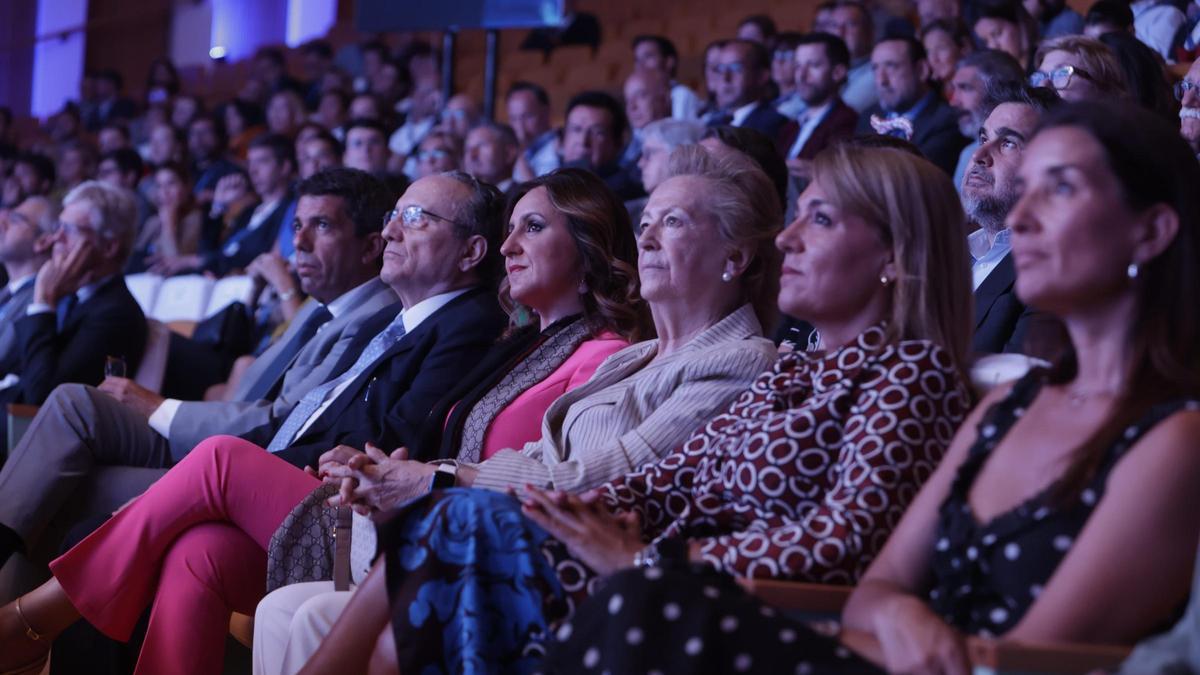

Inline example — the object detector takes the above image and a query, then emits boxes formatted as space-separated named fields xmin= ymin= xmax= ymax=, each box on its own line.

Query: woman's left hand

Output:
xmin=517 ymin=486 xmax=644 ymax=576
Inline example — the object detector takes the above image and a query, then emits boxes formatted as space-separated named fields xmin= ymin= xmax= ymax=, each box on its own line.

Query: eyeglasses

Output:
xmin=1029 ymin=65 xmax=1094 ymax=91
xmin=710 ymin=63 xmax=746 ymax=76
xmin=383 ymin=205 xmax=465 ymax=230
xmin=772 ymin=51 xmax=795 ymax=62
xmin=416 ymin=149 xmax=451 ymax=162
xmin=49 ymin=220 xmax=107 ymax=239
xmin=1175 ymin=79 xmax=1199 ymax=101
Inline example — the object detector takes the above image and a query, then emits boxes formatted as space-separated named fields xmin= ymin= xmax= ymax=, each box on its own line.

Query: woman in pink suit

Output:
xmin=0 ymin=168 xmax=650 ymax=675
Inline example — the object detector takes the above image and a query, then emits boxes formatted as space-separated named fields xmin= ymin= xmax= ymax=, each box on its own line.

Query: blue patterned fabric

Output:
xmin=380 ymin=488 xmax=567 ymax=674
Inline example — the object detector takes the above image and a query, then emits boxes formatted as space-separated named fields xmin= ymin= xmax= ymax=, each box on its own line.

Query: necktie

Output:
xmin=242 ymin=305 xmax=334 ymax=402
xmin=56 ymin=294 xmax=79 ymax=332
xmin=0 ymin=286 xmax=13 ymax=313
xmin=265 ymin=317 xmax=407 ymax=452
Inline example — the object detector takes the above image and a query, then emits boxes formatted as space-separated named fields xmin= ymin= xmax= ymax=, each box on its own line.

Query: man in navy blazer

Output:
xmin=242 ymin=171 xmax=509 ymax=470
xmin=702 ymin=39 xmax=790 ymax=149
xmin=0 ymin=196 xmax=56 ymax=378
xmin=855 ymin=36 xmax=966 ymax=175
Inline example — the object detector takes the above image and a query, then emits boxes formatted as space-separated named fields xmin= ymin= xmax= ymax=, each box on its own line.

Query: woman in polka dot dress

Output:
xmin=293 ymin=142 xmax=977 ymax=673
xmin=548 ymin=102 xmax=1200 ymax=674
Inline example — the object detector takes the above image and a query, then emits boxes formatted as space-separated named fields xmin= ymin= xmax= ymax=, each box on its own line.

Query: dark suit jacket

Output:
xmin=200 ymin=195 xmax=295 ymax=276
xmin=11 ymin=276 xmax=147 ymax=404
xmin=242 ymin=287 xmax=509 ymax=469
xmin=856 ymin=93 xmax=967 ymax=175
xmin=735 ymin=102 xmax=791 ymax=150
xmin=780 ymin=99 xmax=860 ymax=160
xmin=972 ymin=253 xmax=1040 ymax=355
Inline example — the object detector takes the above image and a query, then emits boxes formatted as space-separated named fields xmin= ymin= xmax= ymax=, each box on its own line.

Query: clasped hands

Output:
xmin=515 ymin=486 xmax=646 ymax=576
xmin=307 ymin=443 xmax=435 ymax=515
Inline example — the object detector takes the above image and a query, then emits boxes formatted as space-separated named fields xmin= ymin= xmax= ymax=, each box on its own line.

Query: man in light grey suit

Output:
xmin=0 ymin=168 xmax=397 ymax=571
xmin=0 ymin=196 xmax=56 ymax=379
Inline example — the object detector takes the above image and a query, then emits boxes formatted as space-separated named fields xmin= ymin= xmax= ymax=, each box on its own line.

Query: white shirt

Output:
xmin=5 ymin=275 xmax=34 ymax=297
xmin=729 ymin=101 xmax=760 ymax=127
xmin=670 ymin=83 xmax=703 ymax=121
xmin=968 ymin=228 xmax=1012 ymax=290
xmin=289 ymin=287 xmax=469 ymax=440
xmin=147 ymin=278 xmax=381 ymax=437
xmin=1132 ymin=0 xmax=1187 ymax=62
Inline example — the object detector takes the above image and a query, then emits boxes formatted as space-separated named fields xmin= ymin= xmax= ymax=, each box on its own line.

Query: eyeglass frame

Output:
xmin=49 ymin=219 xmax=111 ymax=240
xmin=383 ymin=204 xmax=467 ymax=231
xmin=1029 ymin=64 xmax=1095 ymax=91
xmin=1175 ymin=78 xmax=1199 ymax=101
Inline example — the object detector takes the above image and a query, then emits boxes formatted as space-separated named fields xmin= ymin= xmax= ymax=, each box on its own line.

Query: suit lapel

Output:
xmin=974 ymin=252 xmax=1016 ymax=328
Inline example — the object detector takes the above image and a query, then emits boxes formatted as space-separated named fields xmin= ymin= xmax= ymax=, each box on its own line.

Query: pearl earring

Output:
xmin=578 ymin=281 xmax=590 ymax=294
xmin=721 ymin=271 xmax=733 ymax=283
xmin=879 ymin=275 xmax=891 ymax=285
xmin=1126 ymin=262 xmax=1139 ymax=280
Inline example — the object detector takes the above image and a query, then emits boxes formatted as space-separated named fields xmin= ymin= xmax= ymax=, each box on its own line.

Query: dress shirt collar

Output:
xmin=968 ymin=228 xmax=1011 ymax=264
xmin=76 ymin=274 xmax=117 ymax=305
xmin=400 ymin=287 xmax=471 ymax=334
xmin=730 ymin=100 xmax=761 ymax=127
xmin=324 ymin=278 xmax=387 ymax=319
xmin=7 ymin=274 xmax=35 ymax=295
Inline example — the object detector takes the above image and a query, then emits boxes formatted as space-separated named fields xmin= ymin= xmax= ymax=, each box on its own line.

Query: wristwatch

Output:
xmin=429 ymin=463 xmax=458 ymax=491
xmin=633 ymin=537 xmax=688 ymax=568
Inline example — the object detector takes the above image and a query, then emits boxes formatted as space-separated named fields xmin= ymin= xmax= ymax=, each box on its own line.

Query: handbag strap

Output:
xmin=333 ymin=506 xmax=352 ymax=591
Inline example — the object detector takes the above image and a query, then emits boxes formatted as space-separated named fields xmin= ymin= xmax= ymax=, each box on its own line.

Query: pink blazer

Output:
xmin=479 ymin=333 xmax=628 ymax=460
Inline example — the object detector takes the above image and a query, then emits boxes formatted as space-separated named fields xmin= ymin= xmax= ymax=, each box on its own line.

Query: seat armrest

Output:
xmin=966 ymin=636 xmax=1132 ymax=674
xmin=739 ymin=578 xmax=853 ymax=613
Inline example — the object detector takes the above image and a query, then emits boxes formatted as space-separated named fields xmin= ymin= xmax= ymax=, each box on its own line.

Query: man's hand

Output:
xmin=323 ymin=444 xmax=436 ymax=514
xmin=247 ymin=252 xmax=298 ymax=296
xmin=34 ymin=237 xmax=97 ymax=306
xmin=212 ymin=173 xmax=250 ymax=213
xmin=98 ymin=376 xmax=166 ymax=419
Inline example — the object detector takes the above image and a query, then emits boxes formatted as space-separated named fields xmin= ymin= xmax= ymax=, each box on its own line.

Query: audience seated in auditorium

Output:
xmin=1179 ymin=59 xmax=1200 ymax=157
xmin=921 ymin=19 xmax=973 ymax=88
xmin=126 ymin=162 xmax=203 ymax=274
xmin=82 ymin=69 xmax=137 ymax=133
xmin=0 ymin=182 xmax=147 ymax=446
xmin=462 ymin=122 xmax=519 ymax=192
xmin=948 ymin=49 xmax=1026 ymax=188
xmin=153 ymin=133 xmax=296 ymax=277
xmin=631 ymin=35 xmax=704 ymax=121
xmin=561 ymin=91 xmax=643 ymax=200
xmin=1028 ymin=0 xmax=1085 ymax=39
xmin=1 ymin=153 xmax=54 ymax=210
xmin=825 ymin=0 xmax=881 ymax=112
xmin=620 ymin=68 xmax=673 ymax=175
xmin=302 ymin=139 xmax=975 ymax=674
xmin=627 ymin=118 xmax=706 ymax=221
xmin=549 ymin=100 xmax=1200 ymax=675
xmin=701 ymin=39 xmax=791 ymax=148
xmin=252 ymin=168 xmax=647 ymax=671
xmin=965 ymin=82 xmax=1059 ymax=356
xmin=411 ymin=130 xmax=461 ymax=179
xmin=858 ymin=35 xmax=966 ymax=174
xmin=186 ymin=115 xmax=238 ymax=207
xmin=506 ymin=81 xmax=559 ymax=181
xmin=0 ymin=171 xmax=511 ymax=675
xmin=1100 ymin=30 xmax=1180 ymax=122
xmin=0 ymin=197 xmax=57 ymax=380
xmin=971 ymin=0 xmax=1039 ymax=71
xmin=770 ymin=32 xmax=807 ymax=120
xmin=0 ymin=168 xmax=398 ymax=575
xmin=782 ymin=32 xmax=860 ymax=185
xmin=1031 ymin=35 xmax=1129 ymax=102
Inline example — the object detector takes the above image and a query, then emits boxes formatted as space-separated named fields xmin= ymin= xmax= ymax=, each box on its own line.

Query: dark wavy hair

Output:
xmin=502 ymin=169 xmax=651 ymax=342
xmin=1034 ymin=101 xmax=1200 ymax=501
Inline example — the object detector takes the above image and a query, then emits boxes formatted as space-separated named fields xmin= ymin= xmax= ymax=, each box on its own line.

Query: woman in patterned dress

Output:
xmin=294 ymin=140 xmax=976 ymax=674
xmin=549 ymin=101 xmax=1200 ymax=675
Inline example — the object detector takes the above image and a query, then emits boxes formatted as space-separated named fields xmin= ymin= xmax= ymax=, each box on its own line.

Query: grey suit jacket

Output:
xmin=166 ymin=278 xmax=397 ymax=456
xmin=0 ymin=278 xmax=37 ymax=376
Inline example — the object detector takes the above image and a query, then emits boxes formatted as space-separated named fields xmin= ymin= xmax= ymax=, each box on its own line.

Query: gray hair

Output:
xmin=642 ymin=118 xmax=706 ymax=152
xmin=62 ymin=180 xmax=137 ymax=258
xmin=957 ymin=49 xmax=1025 ymax=97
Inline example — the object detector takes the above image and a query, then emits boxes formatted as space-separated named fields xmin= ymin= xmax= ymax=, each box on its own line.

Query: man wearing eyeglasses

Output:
xmin=1176 ymin=61 xmax=1200 ymax=157
xmin=0 ymin=197 xmax=57 ymax=380
xmin=701 ymin=39 xmax=790 ymax=148
xmin=0 ymin=182 xmax=147 ymax=454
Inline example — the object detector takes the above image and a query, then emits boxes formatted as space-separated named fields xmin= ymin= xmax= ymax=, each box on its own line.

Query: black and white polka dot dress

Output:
xmin=928 ymin=372 xmax=1200 ymax=636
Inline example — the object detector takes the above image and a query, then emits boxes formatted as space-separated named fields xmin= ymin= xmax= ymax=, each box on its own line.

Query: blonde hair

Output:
xmin=62 ymin=180 xmax=138 ymax=259
xmin=1035 ymin=35 xmax=1128 ymax=97
xmin=666 ymin=145 xmax=783 ymax=331
xmin=812 ymin=144 xmax=973 ymax=378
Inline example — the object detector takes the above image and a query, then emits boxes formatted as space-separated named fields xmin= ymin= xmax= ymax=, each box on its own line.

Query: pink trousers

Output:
xmin=49 ymin=435 xmax=320 ymax=675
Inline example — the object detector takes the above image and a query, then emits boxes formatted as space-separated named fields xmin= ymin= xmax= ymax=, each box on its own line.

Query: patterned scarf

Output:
xmin=455 ymin=317 xmax=594 ymax=463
